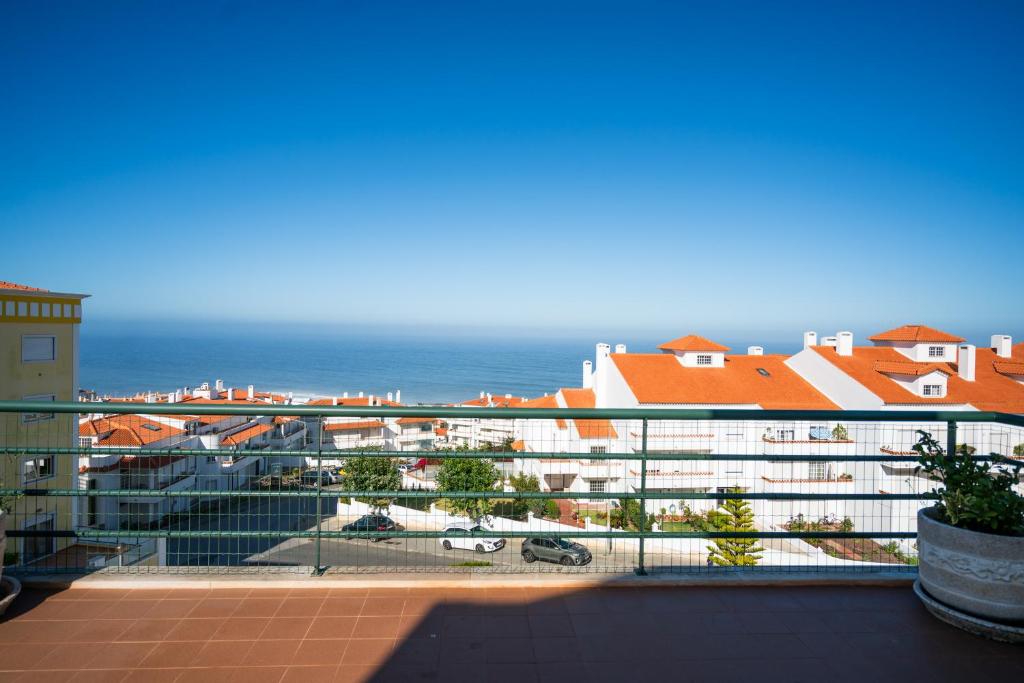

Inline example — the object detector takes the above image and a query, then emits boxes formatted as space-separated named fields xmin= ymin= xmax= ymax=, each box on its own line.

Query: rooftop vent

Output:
xmin=756 ymin=368 xmax=771 ymax=377
xmin=141 ymin=423 xmax=161 ymax=431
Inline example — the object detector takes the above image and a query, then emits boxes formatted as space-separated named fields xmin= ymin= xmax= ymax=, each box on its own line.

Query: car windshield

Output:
xmin=555 ymin=539 xmax=573 ymax=550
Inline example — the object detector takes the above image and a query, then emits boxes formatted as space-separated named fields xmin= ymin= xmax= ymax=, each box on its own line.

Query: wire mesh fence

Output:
xmin=1 ymin=400 xmax=1022 ymax=575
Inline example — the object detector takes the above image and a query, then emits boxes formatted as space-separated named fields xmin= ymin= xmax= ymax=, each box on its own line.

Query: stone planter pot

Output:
xmin=917 ymin=507 xmax=1024 ymax=624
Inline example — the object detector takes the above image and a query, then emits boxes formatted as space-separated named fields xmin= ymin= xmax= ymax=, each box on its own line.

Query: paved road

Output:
xmin=163 ymin=494 xmax=688 ymax=572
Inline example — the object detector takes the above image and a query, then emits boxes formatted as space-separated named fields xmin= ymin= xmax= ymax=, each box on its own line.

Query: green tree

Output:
xmin=341 ymin=453 xmax=401 ymax=513
xmin=609 ymin=498 xmax=653 ymax=532
xmin=706 ymin=490 xmax=764 ymax=566
xmin=435 ymin=457 xmax=499 ymax=521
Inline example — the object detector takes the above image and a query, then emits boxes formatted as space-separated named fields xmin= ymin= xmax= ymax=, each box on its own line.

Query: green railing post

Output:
xmin=946 ymin=420 xmax=958 ymax=458
xmin=313 ymin=414 xmax=325 ymax=576
xmin=636 ymin=417 xmax=648 ymax=576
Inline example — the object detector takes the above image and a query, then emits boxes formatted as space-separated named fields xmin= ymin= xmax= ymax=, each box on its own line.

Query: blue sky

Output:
xmin=2 ymin=1 xmax=1022 ymax=341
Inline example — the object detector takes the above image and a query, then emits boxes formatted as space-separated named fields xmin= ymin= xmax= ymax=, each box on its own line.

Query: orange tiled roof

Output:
xmin=397 ymin=417 xmax=437 ymax=425
xmin=323 ymin=420 xmax=386 ymax=432
xmin=993 ymin=360 xmax=1024 ymax=377
xmin=510 ymin=439 xmax=525 ymax=452
xmin=221 ymin=423 xmax=273 ymax=446
xmin=559 ymin=388 xmax=618 ymax=440
xmin=79 ymin=415 xmax=185 ymax=446
xmin=657 ymin=334 xmax=730 ymax=353
xmin=0 ymin=280 xmax=47 ymax=292
xmin=612 ymin=354 xmax=838 ymax=409
xmin=517 ymin=394 xmax=567 ymax=429
xmin=459 ymin=395 xmax=528 ymax=407
xmin=868 ymin=325 xmax=964 ymax=343
xmin=435 ymin=427 xmax=448 ymax=437
xmin=873 ymin=361 xmax=952 ymax=377
xmin=813 ymin=346 xmax=1024 ymax=411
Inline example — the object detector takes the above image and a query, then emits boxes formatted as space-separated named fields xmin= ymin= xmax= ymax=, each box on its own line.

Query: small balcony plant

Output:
xmin=912 ymin=430 xmax=1024 ymax=632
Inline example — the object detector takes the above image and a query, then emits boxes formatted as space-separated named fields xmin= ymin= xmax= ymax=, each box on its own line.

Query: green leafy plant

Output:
xmin=706 ymin=490 xmax=764 ymax=566
xmin=1013 ymin=443 xmax=1024 ymax=457
xmin=609 ymin=497 xmax=653 ymax=531
xmin=914 ymin=430 xmax=1024 ymax=535
xmin=831 ymin=424 xmax=849 ymax=441
xmin=341 ymin=454 xmax=401 ymax=513
xmin=436 ymin=456 xmax=499 ymax=522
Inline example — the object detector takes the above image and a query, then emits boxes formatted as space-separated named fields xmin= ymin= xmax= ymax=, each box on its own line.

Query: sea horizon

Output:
xmin=80 ymin=320 xmax=813 ymax=404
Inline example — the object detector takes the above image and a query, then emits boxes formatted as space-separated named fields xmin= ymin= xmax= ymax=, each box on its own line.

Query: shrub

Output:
xmin=914 ymin=431 xmax=1024 ymax=535
xmin=831 ymin=424 xmax=850 ymax=441
xmin=542 ymin=499 xmax=560 ymax=520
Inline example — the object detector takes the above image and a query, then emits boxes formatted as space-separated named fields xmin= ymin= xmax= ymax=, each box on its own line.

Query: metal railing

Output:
xmin=1 ymin=400 xmax=1022 ymax=575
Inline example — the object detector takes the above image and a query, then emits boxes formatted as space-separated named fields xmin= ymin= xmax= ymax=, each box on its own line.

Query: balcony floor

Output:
xmin=0 ymin=584 xmax=1021 ymax=682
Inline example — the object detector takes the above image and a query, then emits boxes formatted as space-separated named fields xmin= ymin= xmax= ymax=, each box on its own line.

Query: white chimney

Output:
xmin=215 ymin=379 xmax=224 ymax=391
xmin=595 ymin=343 xmax=611 ymax=373
xmin=368 ymin=394 xmax=374 ymax=405
xmin=395 ymin=390 xmax=401 ymax=403
xmin=837 ymin=331 xmax=854 ymax=357
xmin=992 ymin=334 xmax=1012 ymax=359
xmin=479 ymin=391 xmax=485 ymax=399
xmin=505 ymin=393 xmax=512 ymax=399
xmin=615 ymin=343 xmax=627 ymax=354
xmin=747 ymin=346 xmax=763 ymax=356
xmin=358 ymin=391 xmax=364 ymax=398
xmin=582 ymin=360 xmax=593 ymax=389
xmin=226 ymin=388 xmax=235 ymax=400
xmin=803 ymin=331 xmax=817 ymax=349
xmin=958 ymin=344 xmax=976 ymax=382
xmin=486 ymin=392 xmax=493 ymax=404
xmin=343 ymin=392 xmax=349 ymax=399
xmin=387 ymin=392 xmax=393 ymax=403
xmin=821 ymin=336 xmax=838 ymax=348
xmin=247 ymin=384 xmax=255 ymax=400
xmin=332 ymin=397 xmax=338 ymax=406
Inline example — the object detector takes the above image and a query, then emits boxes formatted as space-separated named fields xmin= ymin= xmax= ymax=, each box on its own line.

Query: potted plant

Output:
xmin=913 ymin=430 xmax=1024 ymax=628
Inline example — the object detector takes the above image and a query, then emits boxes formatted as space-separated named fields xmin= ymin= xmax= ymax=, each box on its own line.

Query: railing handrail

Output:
xmin=3 ymin=400 xmax=1024 ymax=426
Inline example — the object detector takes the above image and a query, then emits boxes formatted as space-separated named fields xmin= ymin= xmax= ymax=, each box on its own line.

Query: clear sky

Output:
xmin=2 ymin=1 xmax=1022 ymax=342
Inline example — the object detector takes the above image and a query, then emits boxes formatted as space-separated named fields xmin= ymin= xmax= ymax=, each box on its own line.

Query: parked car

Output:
xmin=342 ymin=514 xmax=397 ymax=542
xmin=521 ymin=537 xmax=592 ymax=566
xmin=438 ymin=523 xmax=505 ymax=553
xmin=397 ymin=463 xmax=414 ymax=474
xmin=301 ymin=469 xmax=338 ymax=487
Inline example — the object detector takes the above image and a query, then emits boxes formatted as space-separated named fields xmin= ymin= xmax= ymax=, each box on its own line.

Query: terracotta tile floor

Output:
xmin=0 ymin=585 xmax=1020 ymax=682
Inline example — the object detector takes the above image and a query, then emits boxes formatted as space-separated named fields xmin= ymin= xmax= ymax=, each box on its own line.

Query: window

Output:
xmin=808 ymin=462 xmax=827 ymax=480
xmin=928 ymin=346 xmax=944 ymax=358
xmin=589 ymin=446 xmax=607 ymax=454
xmin=23 ymin=456 xmax=54 ymax=481
xmin=22 ymin=394 xmax=55 ymax=423
xmin=588 ymin=479 xmax=607 ymax=493
xmin=87 ymin=480 xmax=98 ymax=527
xmin=419 ymin=423 xmax=432 ymax=432
xmin=22 ymin=335 xmax=56 ymax=362
xmin=775 ymin=429 xmax=795 ymax=441
xmin=696 ymin=354 xmax=713 ymax=366
xmin=923 ymin=384 xmax=943 ymax=397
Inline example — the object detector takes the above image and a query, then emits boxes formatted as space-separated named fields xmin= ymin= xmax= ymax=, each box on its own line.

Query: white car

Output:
xmin=439 ymin=523 xmax=505 ymax=553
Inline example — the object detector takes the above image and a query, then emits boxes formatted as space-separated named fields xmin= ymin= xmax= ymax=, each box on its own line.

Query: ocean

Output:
xmin=79 ymin=322 xmax=803 ymax=405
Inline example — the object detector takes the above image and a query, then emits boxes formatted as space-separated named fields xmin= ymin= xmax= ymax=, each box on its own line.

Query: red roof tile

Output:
xmin=873 ymin=361 xmax=952 ymax=377
xmin=559 ymin=388 xmax=618 ymax=439
xmin=813 ymin=346 xmax=1024 ymax=411
xmin=868 ymin=325 xmax=964 ymax=343
xmin=323 ymin=420 xmax=386 ymax=432
xmin=612 ymin=354 xmax=837 ymax=408
xmin=221 ymin=423 xmax=273 ymax=446
xmin=0 ymin=280 xmax=47 ymax=292
xmin=657 ymin=334 xmax=730 ymax=353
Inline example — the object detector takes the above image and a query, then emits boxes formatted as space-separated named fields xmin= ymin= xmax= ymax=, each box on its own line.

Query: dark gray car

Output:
xmin=521 ymin=537 xmax=592 ymax=566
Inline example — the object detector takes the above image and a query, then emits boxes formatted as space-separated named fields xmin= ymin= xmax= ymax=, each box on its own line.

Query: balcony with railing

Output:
xmin=1 ymin=400 xmax=1022 ymax=679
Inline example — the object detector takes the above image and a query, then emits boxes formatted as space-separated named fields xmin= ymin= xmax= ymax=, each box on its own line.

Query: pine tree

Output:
xmin=706 ymin=490 xmax=764 ymax=566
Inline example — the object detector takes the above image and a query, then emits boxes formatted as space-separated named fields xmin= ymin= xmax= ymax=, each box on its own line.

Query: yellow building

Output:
xmin=1 ymin=280 xmax=88 ymax=565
